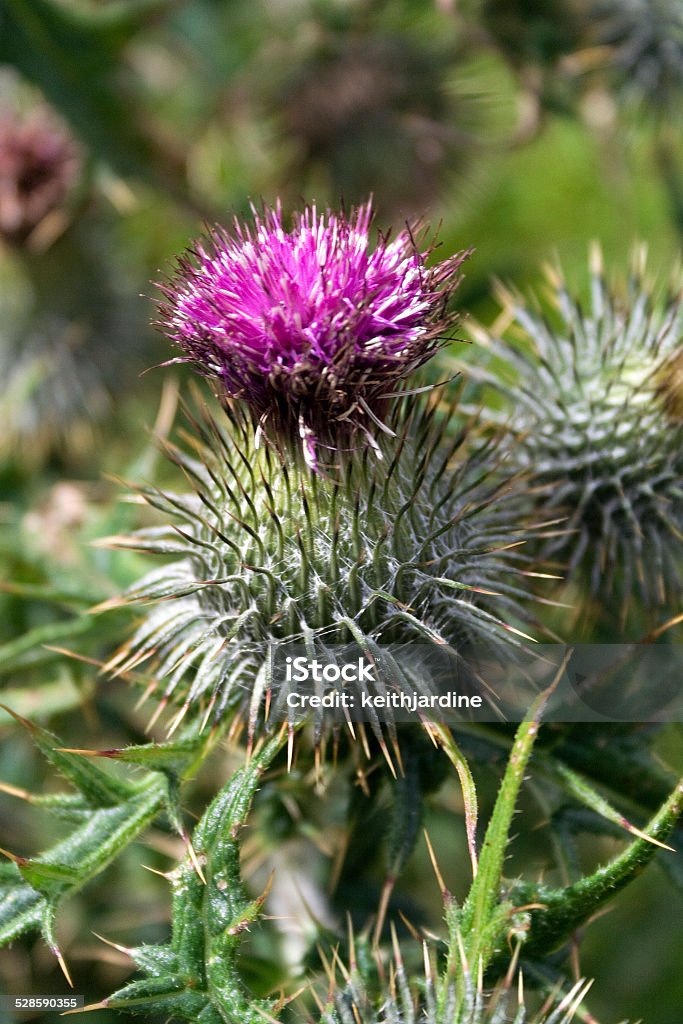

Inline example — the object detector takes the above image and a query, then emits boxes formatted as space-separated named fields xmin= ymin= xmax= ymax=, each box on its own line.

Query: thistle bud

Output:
xmin=323 ymin=939 xmax=594 ymax=1024
xmin=474 ymin=248 xmax=683 ymax=616
xmin=589 ymin=0 xmax=683 ymax=111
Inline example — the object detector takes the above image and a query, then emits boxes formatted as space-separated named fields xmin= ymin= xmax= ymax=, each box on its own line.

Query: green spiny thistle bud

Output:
xmin=470 ymin=246 xmax=683 ymax=617
xmin=103 ymin=394 xmax=535 ymax=735
xmin=589 ymin=0 xmax=683 ymax=112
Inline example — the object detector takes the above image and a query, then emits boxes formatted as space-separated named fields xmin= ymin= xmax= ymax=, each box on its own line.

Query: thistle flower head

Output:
xmin=473 ymin=247 xmax=683 ymax=616
xmin=0 ymin=106 xmax=79 ymax=245
xmin=157 ymin=201 xmax=471 ymax=470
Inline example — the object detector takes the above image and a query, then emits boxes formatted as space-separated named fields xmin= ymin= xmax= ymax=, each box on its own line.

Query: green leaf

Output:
xmin=505 ymin=775 xmax=683 ymax=964
xmin=0 ymin=865 xmax=43 ymax=944
xmin=553 ymin=724 xmax=677 ymax=815
xmin=0 ymin=777 xmax=166 ymax=952
xmin=445 ymin=677 xmax=561 ymax=1014
xmin=62 ymin=734 xmax=215 ymax=842
xmin=424 ymin=721 xmax=479 ymax=878
xmin=85 ymin=736 xmax=206 ymax=775
xmin=106 ymin=733 xmax=288 ymax=1022
xmin=0 ymin=705 xmax=135 ymax=806
xmin=0 ymin=716 xmax=217 ymax=967
xmin=537 ymin=753 xmax=677 ymax=851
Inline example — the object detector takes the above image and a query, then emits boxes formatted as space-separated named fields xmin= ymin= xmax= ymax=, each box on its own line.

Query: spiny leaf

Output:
xmin=105 ymin=732 xmax=288 ymax=1022
xmin=0 ymin=705 xmax=135 ymax=807
xmin=537 ymin=753 xmax=675 ymax=851
xmin=0 ymin=776 xmax=166 ymax=953
xmin=507 ymin=776 xmax=683 ymax=961
xmin=60 ymin=736 xmax=206 ymax=776
xmin=554 ymin=724 xmax=677 ymax=814
xmin=0 ymin=718 xmax=216 ymax=966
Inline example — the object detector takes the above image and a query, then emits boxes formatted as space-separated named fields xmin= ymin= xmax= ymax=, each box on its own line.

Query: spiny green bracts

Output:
xmin=101 ymin=393 xmax=537 ymax=736
xmin=469 ymin=247 xmax=683 ymax=616
xmin=322 ymin=966 xmax=596 ymax=1024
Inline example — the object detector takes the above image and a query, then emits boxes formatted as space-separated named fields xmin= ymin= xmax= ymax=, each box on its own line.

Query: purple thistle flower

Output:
xmin=0 ymin=107 xmax=80 ymax=245
xmin=157 ymin=201 xmax=471 ymax=469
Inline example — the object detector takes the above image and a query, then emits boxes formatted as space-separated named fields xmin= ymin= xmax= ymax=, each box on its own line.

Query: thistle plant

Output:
xmin=0 ymin=89 xmax=144 ymax=467
xmin=2 ymin=200 xmax=682 ymax=1024
xmin=468 ymin=247 xmax=683 ymax=620
xmin=585 ymin=0 xmax=683 ymax=237
xmin=0 ymin=224 xmax=138 ymax=466
xmin=275 ymin=29 xmax=481 ymax=217
xmin=4 ymin=664 xmax=680 ymax=1022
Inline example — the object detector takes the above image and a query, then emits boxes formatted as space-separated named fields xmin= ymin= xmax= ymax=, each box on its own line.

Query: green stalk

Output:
xmin=445 ymin=675 xmax=561 ymax=1014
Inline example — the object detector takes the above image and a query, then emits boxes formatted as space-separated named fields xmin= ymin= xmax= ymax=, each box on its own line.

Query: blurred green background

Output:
xmin=1 ymin=1 xmax=682 ymax=1021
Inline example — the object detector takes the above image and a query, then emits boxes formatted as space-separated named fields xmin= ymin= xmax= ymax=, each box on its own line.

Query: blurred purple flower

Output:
xmin=157 ymin=201 xmax=471 ymax=469
xmin=0 ymin=108 xmax=80 ymax=245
